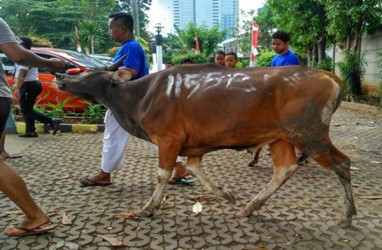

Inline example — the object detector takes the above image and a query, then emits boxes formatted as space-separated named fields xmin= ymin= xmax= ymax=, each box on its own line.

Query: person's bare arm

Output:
xmin=119 ymin=66 xmax=138 ymax=79
xmin=13 ymin=69 xmax=27 ymax=101
xmin=0 ymin=42 xmax=64 ymax=71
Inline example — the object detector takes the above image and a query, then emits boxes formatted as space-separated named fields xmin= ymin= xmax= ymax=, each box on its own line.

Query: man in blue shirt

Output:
xmin=80 ymin=12 xmax=192 ymax=187
xmin=271 ymin=31 xmax=299 ymax=66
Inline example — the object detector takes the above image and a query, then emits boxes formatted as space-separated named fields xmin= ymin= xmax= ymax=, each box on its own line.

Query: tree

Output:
xmin=76 ymin=20 xmax=107 ymax=54
xmin=321 ymin=0 xmax=382 ymax=96
xmin=267 ymin=0 xmax=332 ymax=66
xmin=255 ymin=4 xmax=276 ymax=50
xmin=235 ymin=5 xmax=276 ymax=59
xmin=114 ymin=0 xmax=152 ymax=39
xmin=235 ymin=10 xmax=256 ymax=58
xmin=0 ymin=0 xmax=127 ymax=52
xmin=60 ymin=0 xmax=115 ymax=53
xmin=0 ymin=0 xmax=35 ymax=35
xmin=169 ymin=22 xmax=226 ymax=58
xmin=320 ymin=0 xmax=382 ymax=54
xmin=162 ymin=22 xmax=226 ymax=64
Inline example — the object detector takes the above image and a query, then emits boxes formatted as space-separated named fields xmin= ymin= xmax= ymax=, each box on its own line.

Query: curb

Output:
xmin=15 ymin=122 xmax=105 ymax=134
xmin=340 ymin=101 xmax=382 ymax=115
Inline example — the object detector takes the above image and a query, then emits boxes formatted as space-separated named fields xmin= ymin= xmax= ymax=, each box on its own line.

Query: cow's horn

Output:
xmin=106 ymin=54 xmax=127 ymax=71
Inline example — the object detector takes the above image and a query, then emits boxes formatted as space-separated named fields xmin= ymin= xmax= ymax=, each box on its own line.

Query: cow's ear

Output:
xmin=111 ymin=69 xmax=132 ymax=83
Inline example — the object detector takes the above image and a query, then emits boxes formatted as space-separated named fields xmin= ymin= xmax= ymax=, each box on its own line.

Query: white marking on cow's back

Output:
xmin=166 ymin=71 xmax=256 ymax=99
xmin=263 ymin=74 xmax=270 ymax=82
xmin=184 ymin=73 xmax=202 ymax=99
xmin=166 ymin=74 xmax=175 ymax=97
xmin=226 ymin=73 xmax=250 ymax=88
xmin=175 ymin=73 xmax=182 ymax=97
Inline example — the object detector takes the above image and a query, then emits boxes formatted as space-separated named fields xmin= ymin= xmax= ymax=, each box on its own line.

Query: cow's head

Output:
xmin=54 ymin=56 xmax=132 ymax=101
xmin=55 ymin=70 xmax=132 ymax=100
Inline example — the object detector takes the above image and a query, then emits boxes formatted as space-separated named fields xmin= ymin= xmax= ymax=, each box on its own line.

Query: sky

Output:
xmin=239 ymin=0 xmax=265 ymax=14
xmin=147 ymin=0 xmax=266 ymax=35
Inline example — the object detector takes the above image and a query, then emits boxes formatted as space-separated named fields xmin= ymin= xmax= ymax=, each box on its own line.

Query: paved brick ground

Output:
xmin=0 ymin=106 xmax=381 ymax=249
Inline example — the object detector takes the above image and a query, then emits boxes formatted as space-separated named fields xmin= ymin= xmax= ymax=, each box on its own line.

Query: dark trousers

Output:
xmin=19 ymin=81 xmax=52 ymax=133
xmin=0 ymin=97 xmax=12 ymax=154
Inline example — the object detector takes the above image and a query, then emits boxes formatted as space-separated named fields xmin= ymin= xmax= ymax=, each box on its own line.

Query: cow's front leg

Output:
xmin=237 ymin=140 xmax=298 ymax=217
xmin=187 ymin=156 xmax=236 ymax=204
xmin=136 ymin=142 xmax=179 ymax=217
xmin=136 ymin=167 xmax=172 ymax=217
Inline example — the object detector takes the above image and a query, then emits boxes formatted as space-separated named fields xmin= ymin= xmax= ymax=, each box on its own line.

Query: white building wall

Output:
xmin=334 ymin=30 xmax=382 ymax=96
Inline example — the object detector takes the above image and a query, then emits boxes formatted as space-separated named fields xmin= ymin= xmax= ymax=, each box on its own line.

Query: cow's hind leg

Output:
xmin=237 ymin=140 xmax=299 ymax=217
xmin=187 ymin=156 xmax=236 ymax=204
xmin=301 ymin=139 xmax=356 ymax=227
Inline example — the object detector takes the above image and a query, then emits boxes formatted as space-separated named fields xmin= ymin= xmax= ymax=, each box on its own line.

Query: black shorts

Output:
xmin=0 ymin=97 xmax=12 ymax=133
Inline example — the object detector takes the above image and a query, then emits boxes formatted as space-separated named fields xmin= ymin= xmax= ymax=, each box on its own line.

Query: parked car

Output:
xmin=89 ymin=54 xmax=113 ymax=65
xmin=1 ymin=48 xmax=106 ymax=112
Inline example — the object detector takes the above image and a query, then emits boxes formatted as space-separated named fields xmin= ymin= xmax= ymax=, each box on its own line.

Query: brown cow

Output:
xmin=55 ymin=64 xmax=356 ymax=227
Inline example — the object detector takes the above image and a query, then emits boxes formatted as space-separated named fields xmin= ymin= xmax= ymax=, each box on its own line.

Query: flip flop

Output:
xmin=3 ymin=224 xmax=55 ymax=237
xmin=6 ymin=153 xmax=23 ymax=159
xmin=168 ymin=176 xmax=195 ymax=185
xmin=79 ymin=177 xmax=112 ymax=187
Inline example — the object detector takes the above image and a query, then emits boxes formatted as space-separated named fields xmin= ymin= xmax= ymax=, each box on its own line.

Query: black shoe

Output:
xmin=19 ymin=132 xmax=38 ymax=138
xmin=51 ymin=118 xmax=61 ymax=135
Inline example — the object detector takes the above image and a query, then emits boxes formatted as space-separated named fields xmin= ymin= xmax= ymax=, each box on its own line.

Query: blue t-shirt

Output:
xmin=271 ymin=50 xmax=299 ymax=67
xmin=113 ymin=39 xmax=149 ymax=79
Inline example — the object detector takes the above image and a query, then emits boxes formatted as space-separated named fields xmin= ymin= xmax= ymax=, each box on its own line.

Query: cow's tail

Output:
xmin=331 ymin=72 xmax=345 ymax=112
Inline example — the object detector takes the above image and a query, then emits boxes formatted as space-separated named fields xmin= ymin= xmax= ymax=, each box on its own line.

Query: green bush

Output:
xmin=255 ymin=49 xmax=275 ymax=67
xmin=337 ymin=50 xmax=366 ymax=97
xmin=239 ymin=58 xmax=250 ymax=68
xmin=81 ymin=100 xmax=105 ymax=124
xmin=312 ymin=57 xmax=333 ymax=72
xmin=171 ymin=52 xmax=208 ymax=65
xmin=45 ymin=97 xmax=75 ymax=118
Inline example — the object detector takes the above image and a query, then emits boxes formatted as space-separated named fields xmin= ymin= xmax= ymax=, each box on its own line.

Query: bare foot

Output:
xmin=79 ymin=171 xmax=112 ymax=186
xmin=18 ymin=213 xmax=51 ymax=230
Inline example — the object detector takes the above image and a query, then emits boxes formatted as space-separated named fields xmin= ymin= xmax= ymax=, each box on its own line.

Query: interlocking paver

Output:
xmin=1 ymin=105 xmax=382 ymax=249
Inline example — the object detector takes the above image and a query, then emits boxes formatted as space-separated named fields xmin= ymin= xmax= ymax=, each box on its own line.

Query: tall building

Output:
xmin=157 ymin=0 xmax=239 ymax=36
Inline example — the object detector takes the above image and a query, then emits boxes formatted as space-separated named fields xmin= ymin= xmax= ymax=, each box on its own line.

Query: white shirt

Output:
xmin=15 ymin=64 xmax=39 ymax=82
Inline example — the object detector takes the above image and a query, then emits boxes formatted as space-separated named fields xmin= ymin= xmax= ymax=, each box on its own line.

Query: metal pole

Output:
xmin=132 ymin=0 xmax=139 ymax=36
xmin=154 ymin=24 xmax=164 ymax=71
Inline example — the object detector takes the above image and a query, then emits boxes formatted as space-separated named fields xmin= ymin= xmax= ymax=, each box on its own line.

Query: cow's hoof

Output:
xmin=236 ymin=208 xmax=252 ymax=217
xmin=336 ymin=219 xmax=352 ymax=228
xmin=222 ymin=188 xmax=236 ymax=205
xmin=134 ymin=209 xmax=154 ymax=217
xmin=248 ymin=160 xmax=258 ymax=167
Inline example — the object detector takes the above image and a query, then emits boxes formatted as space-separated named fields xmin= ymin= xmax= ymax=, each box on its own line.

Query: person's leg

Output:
xmin=147 ymin=142 xmax=192 ymax=181
xmin=19 ymin=84 xmax=36 ymax=134
xmin=0 ymin=97 xmax=50 ymax=230
xmin=0 ymin=130 xmax=6 ymax=158
xmin=1 ymin=130 xmax=22 ymax=159
xmin=25 ymin=81 xmax=53 ymax=125
xmin=80 ymin=110 xmax=130 ymax=186
xmin=0 ymin=160 xmax=50 ymax=229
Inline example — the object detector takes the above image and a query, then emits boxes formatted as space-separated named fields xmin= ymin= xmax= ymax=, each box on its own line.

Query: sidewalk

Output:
xmin=1 ymin=105 xmax=381 ymax=249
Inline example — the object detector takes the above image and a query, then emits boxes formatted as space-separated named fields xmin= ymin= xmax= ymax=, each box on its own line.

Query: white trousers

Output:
xmin=101 ymin=110 xmax=181 ymax=173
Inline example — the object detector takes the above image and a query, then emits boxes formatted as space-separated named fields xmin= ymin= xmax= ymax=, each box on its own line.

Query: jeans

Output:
xmin=19 ymin=81 xmax=52 ymax=133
